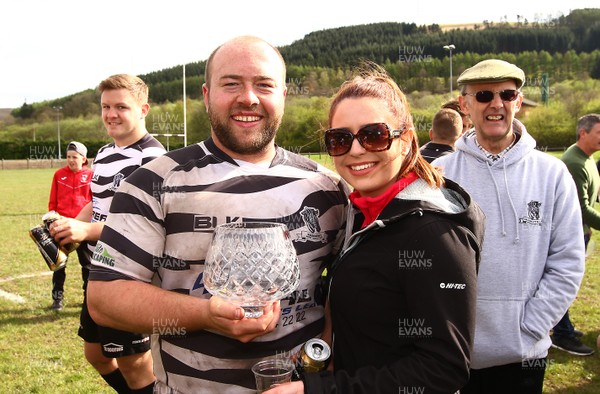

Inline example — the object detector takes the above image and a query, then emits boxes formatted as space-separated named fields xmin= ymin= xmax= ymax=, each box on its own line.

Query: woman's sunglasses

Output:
xmin=324 ymin=123 xmax=405 ymax=157
xmin=463 ymin=89 xmax=520 ymax=103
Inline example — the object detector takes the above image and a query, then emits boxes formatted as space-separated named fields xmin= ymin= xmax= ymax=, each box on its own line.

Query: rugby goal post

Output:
xmin=150 ymin=63 xmax=188 ymax=150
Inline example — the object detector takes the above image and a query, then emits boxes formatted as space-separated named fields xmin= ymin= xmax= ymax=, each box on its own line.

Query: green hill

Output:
xmin=2 ymin=8 xmax=600 ymax=157
xmin=9 ymin=8 xmax=600 ymax=118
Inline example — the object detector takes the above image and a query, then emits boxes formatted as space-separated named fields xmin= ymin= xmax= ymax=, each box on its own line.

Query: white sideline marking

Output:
xmin=0 ymin=288 xmax=26 ymax=303
xmin=0 ymin=271 xmax=53 ymax=283
xmin=0 ymin=271 xmax=53 ymax=303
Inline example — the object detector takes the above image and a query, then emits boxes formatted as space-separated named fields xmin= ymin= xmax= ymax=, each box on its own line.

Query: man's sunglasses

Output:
xmin=324 ymin=123 xmax=405 ymax=157
xmin=463 ymin=89 xmax=520 ymax=103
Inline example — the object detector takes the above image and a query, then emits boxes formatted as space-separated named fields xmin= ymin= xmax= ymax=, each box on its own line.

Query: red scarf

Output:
xmin=349 ymin=172 xmax=419 ymax=228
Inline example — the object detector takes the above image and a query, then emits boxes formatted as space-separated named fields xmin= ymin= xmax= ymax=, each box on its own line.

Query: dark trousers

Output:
xmin=51 ymin=267 xmax=66 ymax=301
xmin=553 ymin=310 xmax=575 ymax=339
xmin=51 ymin=243 xmax=91 ymax=301
xmin=552 ymin=233 xmax=589 ymax=339
xmin=461 ymin=359 xmax=546 ymax=394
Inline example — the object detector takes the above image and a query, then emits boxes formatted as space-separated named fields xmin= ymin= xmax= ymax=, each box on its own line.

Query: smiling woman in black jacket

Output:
xmin=267 ymin=63 xmax=485 ymax=394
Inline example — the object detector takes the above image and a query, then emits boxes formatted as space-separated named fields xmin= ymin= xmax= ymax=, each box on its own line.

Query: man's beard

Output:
xmin=208 ymin=107 xmax=281 ymax=155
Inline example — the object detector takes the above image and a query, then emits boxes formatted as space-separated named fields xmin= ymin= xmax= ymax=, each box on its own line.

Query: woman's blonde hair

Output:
xmin=328 ymin=62 xmax=443 ymax=187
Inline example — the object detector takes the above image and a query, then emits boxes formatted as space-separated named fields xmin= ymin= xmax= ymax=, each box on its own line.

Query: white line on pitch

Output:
xmin=0 ymin=288 xmax=26 ymax=303
xmin=0 ymin=271 xmax=53 ymax=303
xmin=0 ymin=271 xmax=53 ymax=283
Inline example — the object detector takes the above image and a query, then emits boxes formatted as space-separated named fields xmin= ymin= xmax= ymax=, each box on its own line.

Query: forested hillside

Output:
xmin=2 ymin=8 xmax=600 ymax=157
xmin=9 ymin=8 xmax=600 ymax=119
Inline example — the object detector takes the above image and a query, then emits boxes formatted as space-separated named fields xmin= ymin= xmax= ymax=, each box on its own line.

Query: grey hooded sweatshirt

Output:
xmin=433 ymin=120 xmax=585 ymax=369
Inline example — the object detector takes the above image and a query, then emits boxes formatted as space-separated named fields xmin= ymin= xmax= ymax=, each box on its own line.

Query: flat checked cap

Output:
xmin=457 ymin=59 xmax=525 ymax=89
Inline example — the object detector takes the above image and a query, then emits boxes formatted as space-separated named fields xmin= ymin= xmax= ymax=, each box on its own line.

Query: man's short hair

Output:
xmin=441 ymin=98 xmax=466 ymax=117
xmin=576 ymin=113 xmax=600 ymax=140
xmin=204 ymin=36 xmax=286 ymax=88
xmin=431 ymin=108 xmax=462 ymax=143
xmin=98 ymin=74 xmax=149 ymax=106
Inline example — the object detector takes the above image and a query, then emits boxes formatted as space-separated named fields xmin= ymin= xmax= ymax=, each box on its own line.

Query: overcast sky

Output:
xmin=1 ymin=0 xmax=598 ymax=108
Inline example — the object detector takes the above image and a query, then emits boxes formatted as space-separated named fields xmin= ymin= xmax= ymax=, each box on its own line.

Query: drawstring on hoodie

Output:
xmin=502 ymin=157 xmax=521 ymax=244
xmin=485 ymin=162 xmax=506 ymax=237
xmin=486 ymin=158 xmax=521 ymax=244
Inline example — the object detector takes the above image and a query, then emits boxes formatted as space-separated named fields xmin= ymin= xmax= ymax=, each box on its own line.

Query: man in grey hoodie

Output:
xmin=433 ymin=59 xmax=585 ymax=394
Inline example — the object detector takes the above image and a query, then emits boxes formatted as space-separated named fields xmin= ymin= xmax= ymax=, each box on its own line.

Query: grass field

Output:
xmin=0 ymin=168 xmax=113 ymax=393
xmin=0 ymin=159 xmax=599 ymax=393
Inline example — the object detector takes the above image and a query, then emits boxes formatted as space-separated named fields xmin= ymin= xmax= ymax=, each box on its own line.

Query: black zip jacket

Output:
xmin=304 ymin=178 xmax=485 ymax=394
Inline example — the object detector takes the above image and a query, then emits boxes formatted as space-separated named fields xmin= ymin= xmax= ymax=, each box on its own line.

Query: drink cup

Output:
xmin=252 ymin=358 xmax=294 ymax=393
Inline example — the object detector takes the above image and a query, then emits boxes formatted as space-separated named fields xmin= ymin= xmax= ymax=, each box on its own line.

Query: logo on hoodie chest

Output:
xmin=518 ymin=200 xmax=542 ymax=226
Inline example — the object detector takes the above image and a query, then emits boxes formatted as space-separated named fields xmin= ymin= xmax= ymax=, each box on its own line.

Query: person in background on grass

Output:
xmin=85 ymin=36 xmax=348 ymax=393
xmin=268 ymin=62 xmax=484 ymax=394
xmin=49 ymin=74 xmax=166 ymax=393
xmin=442 ymin=97 xmax=473 ymax=134
xmin=47 ymin=141 xmax=93 ymax=311
xmin=419 ymin=108 xmax=463 ymax=163
xmin=432 ymin=59 xmax=585 ymax=394
xmin=550 ymin=113 xmax=600 ymax=357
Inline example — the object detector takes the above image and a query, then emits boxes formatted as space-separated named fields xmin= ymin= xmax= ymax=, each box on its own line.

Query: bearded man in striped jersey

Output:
xmin=87 ymin=36 xmax=348 ymax=393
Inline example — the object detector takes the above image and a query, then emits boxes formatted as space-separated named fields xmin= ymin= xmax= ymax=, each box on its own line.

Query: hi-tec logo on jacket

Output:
xmin=518 ymin=200 xmax=542 ymax=226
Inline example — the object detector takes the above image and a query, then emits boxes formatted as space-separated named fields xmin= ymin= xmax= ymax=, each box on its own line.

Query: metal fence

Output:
xmin=1 ymin=159 xmax=80 ymax=170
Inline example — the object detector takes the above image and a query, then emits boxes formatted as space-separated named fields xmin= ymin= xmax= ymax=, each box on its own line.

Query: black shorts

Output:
xmin=78 ymin=292 xmax=151 ymax=358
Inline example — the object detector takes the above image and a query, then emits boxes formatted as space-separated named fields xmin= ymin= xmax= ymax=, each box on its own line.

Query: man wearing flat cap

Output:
xmin=433 ymin=59 xmax=586 ymax=393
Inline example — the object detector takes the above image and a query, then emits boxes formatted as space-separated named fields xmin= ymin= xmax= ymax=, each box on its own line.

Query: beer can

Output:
xmin=42 ymin=211 xmax=79 ymax=254
xmin=296 ymin=338 xmax=331 ymax=373
xmin=42 ymin=210 xmax=61 ymax=226
xmin=29 ymin=225 xmax=68 ymax=271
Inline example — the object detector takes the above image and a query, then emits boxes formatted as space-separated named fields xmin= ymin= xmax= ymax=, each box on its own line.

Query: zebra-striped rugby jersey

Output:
xmin=87 ymin=133 xmax=166 ymax=255
xmin=90 ymin=138 xmax=348 ymax=393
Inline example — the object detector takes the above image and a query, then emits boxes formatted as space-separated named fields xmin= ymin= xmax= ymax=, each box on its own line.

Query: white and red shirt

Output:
xmin=48 ymin=165 xmax=93 ymax=218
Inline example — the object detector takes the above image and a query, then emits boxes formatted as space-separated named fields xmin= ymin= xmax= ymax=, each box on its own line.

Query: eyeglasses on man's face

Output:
xmin=462 ymin=89 xmax=520 ymax=103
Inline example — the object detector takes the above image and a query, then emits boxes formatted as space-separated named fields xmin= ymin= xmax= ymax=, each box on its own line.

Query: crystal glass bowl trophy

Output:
xmin=203 ymin=222 xmax=301 ymax=318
